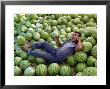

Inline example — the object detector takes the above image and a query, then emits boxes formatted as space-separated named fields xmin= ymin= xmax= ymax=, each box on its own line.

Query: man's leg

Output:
xmin=32 ymin=41 xmax=57 ymax=53
xmin=28 ymin=49 xmax=55 ymax=63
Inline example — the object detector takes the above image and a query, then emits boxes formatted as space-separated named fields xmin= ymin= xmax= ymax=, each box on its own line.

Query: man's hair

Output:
xmin=73 ymin=31 xmax=81 ymax=37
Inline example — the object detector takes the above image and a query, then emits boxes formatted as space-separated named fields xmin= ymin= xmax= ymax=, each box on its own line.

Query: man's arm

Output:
xmin=54 ymin=36 xmax=62 ymax=47
xmin=75 ymin=38 xmax=83 ymax=52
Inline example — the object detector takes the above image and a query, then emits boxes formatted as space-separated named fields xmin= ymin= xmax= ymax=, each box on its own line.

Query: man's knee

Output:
xmin=43 ymin=41 xmax=49 ymax=46
xmin=43 ymin=41 xmax=48 ymax=44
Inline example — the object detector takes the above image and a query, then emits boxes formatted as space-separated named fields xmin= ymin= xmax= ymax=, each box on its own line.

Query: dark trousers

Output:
xmin=28 ymin=42 xmax=69 ymax=63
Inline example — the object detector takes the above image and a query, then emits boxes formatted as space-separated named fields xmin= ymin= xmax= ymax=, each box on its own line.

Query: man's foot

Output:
xmin=26 ymin=41 xmax=32 ymax=48
xmin=21 ymin=46 xmax=31 ymax=53
xmin=21 ymin=42 xmax=32 ymax=52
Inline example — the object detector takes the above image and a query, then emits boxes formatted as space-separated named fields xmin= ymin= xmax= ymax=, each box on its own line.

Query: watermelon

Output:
xmin=20 ymin=60 xmax=31 ymax=70
xmin=76 ymin=63 xmax=87 ymax=72
xmin=82 ymin=42 xmax=92 ymax=53
xmin=67 ymin=56 xmax=77 ymax=66
xmin=74 ymin=51 xmax=87 ymax=62
xmin=48 ymin=63 xmax=60 ymax=76
xmin=25 ymin=32 xmax=32 ymax=40
xmin=84 ymin=37 xmax=96 ymax=46
xmin=60 ymin=65 xmax=72 ymax=76
xmin=36 ymin=64 xmax=47 ymax=76
xmin=14 ymin=66 xmax=22 ymax=76
xmin=24 ymin=67 xmax=35 ymax=76
xmin=36 ymin=58 xmax=45 ymax=64
xmin=83 ymin=67 xmax=97 ymax=76
xmin=87 ymin=56 xmax=96 ymax=67
xmin=91 ymin=45 xmax=97 ymax=58
xmin=17 ymin=36 xmax=26 ymax=46
xmin=33 ymin=32 xmax=40 ymax=40
xmin=14 ymin=57 xmax=22 ymax=66
xmin=41 ymin=32 xmax=49 ymax=40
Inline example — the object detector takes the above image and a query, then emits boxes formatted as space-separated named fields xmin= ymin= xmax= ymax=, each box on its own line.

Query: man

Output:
xmin=22 ymin=32 xmax=83 ymax=64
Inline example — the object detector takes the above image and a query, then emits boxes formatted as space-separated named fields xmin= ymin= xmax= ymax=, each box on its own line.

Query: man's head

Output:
xmin=72 ymin=32 xmax=81 ymax=42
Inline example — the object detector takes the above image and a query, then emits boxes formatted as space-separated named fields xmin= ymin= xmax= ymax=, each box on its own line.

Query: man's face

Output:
xmin=72 ymin=32 xmax=79 ymax=41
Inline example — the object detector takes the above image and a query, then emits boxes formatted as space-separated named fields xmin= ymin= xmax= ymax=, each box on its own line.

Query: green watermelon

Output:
xmin=87 ymin=56 xmax=96 ymax=67
xmin=67 ymin=56 xmax=77 ymax=66
xmin=66 ymin=16 xmax=71 ymax=22
xmin=30 ymin=19 xmax=37 ymax=24
xmin=38 ymin=39 xmax=45 ymax=42
xmin=25 ymin=21 xmax=31 ymax=27
xmin=51 ymin=26 xmax=58 ymax=31
xmin=50 ymin=41 xmax=57 ymax=46
xmin=14 ymin=66 xmax=22 ymax=76
xmin=45 ymin=26 xmax=52 ymax=33
xmin=36 ymin=58 xmax=45 ymax=64
xmin=51 ymin=31 xmax=59 ymax=38
xmin=86 ymin=21 xmax=96 ymax=27
xmin=19 ymin=51 xmax=28 ymax=60
xmin=62 ymin=38 xmax=67 ymax=42
xmin=65 ymin=27 xmax=71 ymax=33
xmin=47 ymin=37 xmax=53 ymax=43
xmin=83 ymin=15 xmax=89 ymax=23
xmin=25 ymin=32 xmax=32 ymax=40
xmin=62 ymin=18 xmax=67 ymax=25
xmin=74 ymin=51 xmax=87 ymax=62
xmin=83 ymin=67 xmax=97 ymax=76
xmin=91 ymin=45 xmax=97 ymax=58
xmin=73 ymin=18 xmax=80 ymax=24
xmin=76 ymin=72 xmax=83 ymax=76
xmin=67 ymin=33 xmax=72 ymax=40
xmin=80 ymin=33 xmax=86 ymax=41
xmin=14 ymin=57 xmax=22 ymax=66
xmin=77 ymin=24 xmax=82 ymax=28
xmin=20 ymin=60 xmax=31 ymax=70
xmin=28 ymin=28 xmax=35 ymax=34
xmin=17 ymin=36 xmax=26 ymax=46
xmin=33 ymin=32 xmax=40 ymax=40
xmin=76 ymin=63 xmax=87 ymax=72
xmin=36 ymin=28 xmax=42 ymax=33
xmin=84 ymin=37 xmax=96 ymax=46
xmin=91 ymin=30 xmax=97 ymax=40
xmin=72 ymin=27 xmax=78 ymax=32
xmin=36 ymin=23 xmax=42 ymax=28
xmin=50 ymin=20 xmax=57 ymax=26
xmin=36 ymin=64 xmax=47 ymax=76
xmin=67 ymin=22 xmax=73 ymax=27
xmin=31 ymin=24 xmax=36 ymax=29
xmin=48 ymin=63 xmax=60 ymax=76
xmin=57 ymin=18 xmax=62 ymax=25
xmin=59 ymin=35 xmax=66 ymax=39
xmin=82 ymin=42 xmax=92 ymax=53
xmin=29 ymin=14 xmax=38 ymax=19
xmin=84 ymin=27 xmax=96 ymax=37
xmin=60 ymin=65 xmax=72 ymax=76
xmin=38 ymin=17 xmax=44 ymax=24
xmin=15 ymin=50 xmax=23 ymax=56
xmin=28 ymin=55 xmax=36 ymax=63
xmin=21 ymin=25 xmax=28 ymax=32
xmin=24 ymin=67 xmax=35 ymax=76
xmin=41 ymin=32 xmax=49 ymax=40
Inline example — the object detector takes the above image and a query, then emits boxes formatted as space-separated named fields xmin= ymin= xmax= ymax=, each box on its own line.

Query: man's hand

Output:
xmin=54 ymin=36 xmax=60 ymax=43
xmin=76 ymin=37 xmax=81 ymax=42
xmin=54 ymin=36 xmax=62 ymax=47
xmin=75 ymin=37 xmax=83 ymax=52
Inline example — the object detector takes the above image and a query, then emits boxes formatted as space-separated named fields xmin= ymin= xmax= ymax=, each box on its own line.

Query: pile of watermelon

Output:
xmin=14 ymin=14 xmax=97 ymax=76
